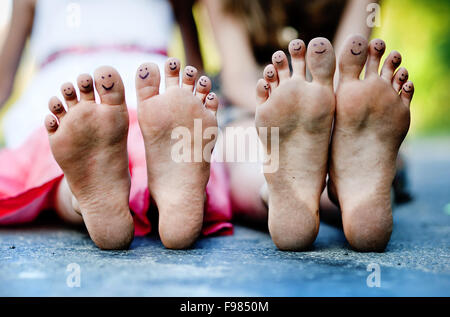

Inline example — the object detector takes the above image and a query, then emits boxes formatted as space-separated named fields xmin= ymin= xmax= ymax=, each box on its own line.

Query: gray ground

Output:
xmin=1 ymin=138 xmax=449 ymax=297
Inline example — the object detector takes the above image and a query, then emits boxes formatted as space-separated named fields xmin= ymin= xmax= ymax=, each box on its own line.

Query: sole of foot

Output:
xmin=329 ymin=35 xmax=413 ymax=252
xmin=255 ymin=38 xmax=336 ymax=251
xmin=136 ymin=59 xmax=218 ymax=249
xmin=45 ymin=67 xmax=134 ymax=250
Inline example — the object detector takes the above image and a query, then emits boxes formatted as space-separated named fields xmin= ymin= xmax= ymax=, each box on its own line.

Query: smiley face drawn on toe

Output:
xmin=392 ymin=55 xmax=402 ymax=67
xmin=313 ymin=41 xmax=327 ymax=54
xmin=373 ymin=40 xmax=385 ymax=53
xmin=100 ymin=74 xmax=115 ymax=90
xmin=264 ymin=66 xmax=276 ymax=80
xmin=206 ymin=93 xmax=215 ymax=101
xmin=289 ymin=40 xmax=303 ymax=53
xmin=350 ymin=40 xmax=364 ymax=55
xmin=183 ymin=66 xmax=197 ymax=83
xmin=263 ymin=83 xmax=269 ymax=90
xmin=52 ymin=103 xmax=63 ymax=113
xmin=402 ymin=83 xmax=413 ymax=93
xmin=198 ymin=76 xmax=209 ymax=88
xmin=48 ymin=118 xmax=57 ymax=128
xmin=398 ymin=70 xmax=408 ymax=82
xmin=62 ymin=86 xmax=74 ymax=98
xmin=138 ymin=66 xmax=150 ymax=80
xmin=167 ymin=58 xmax=180 ymax=72
xmin=272 ymin=51 xmax=286 ymax=66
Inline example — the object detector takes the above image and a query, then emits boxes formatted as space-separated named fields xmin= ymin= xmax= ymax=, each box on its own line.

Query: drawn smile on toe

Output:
xmin=351 ymin=49 xmax=361 ymax=55
xmin=403 ymin=87 xmax=412 ymax=93
xmin=139 ymin=72 xmax=149 ymax=80
xmin=186 ymin=73 xmax=193 ymax=78
xmin=315 ymin=49 xmax=326 ymax=54
xmin=207 ymin=94 xmax=215 ymax=100
xmin=81 ymin=83 xmax=91 ymax=89
xmin=65 ymin=91 xmax=73 ymax=97
xmin=102 ymin=83 xmax=114 ymax=90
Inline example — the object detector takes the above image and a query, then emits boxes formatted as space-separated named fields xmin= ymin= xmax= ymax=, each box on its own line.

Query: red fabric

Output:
xmin=0 ymin=109 xmax=233 ymax=237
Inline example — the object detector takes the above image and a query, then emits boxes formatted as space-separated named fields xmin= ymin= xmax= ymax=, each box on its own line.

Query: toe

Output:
xmin=272 ymin=50 xmax=289 ymax=82
xmin=205 ymin=92 xmax=219 ymax=113
xmin=136 ymin=62 xmax=160 ymax=101
xmin=400 ymin=81 xmax=414 ymax=106
xmin=94 ymin=66 xmax=126 ymax=106
xmin=45 ymin=114 xmax=59 ymax=134
xmin=165 ymin=57 xmax=181 ymax=89
xmin=256 ymin=79 xmax=269 ymax=105
xmin=288 ymin=39 xmax=306 ymax=79
xmin=392 ymin=67 xmax=409 ymax=92
xmin=264 ymin=64 xmax=278 ymax=91
xmin=338 ymin=34 xmax=368 ymax=82
xmin=182 ymin=66 xmax=198 ymax=92
xmin=365 ymin=39 xmax=385 ymax=78
xmin=48 ymin=96 xmax=66 ymax=119
xmin=381 ymin=51 xmax=402 ymax=81
xmin=195 ymin=75 xmax=212 ymax=102
xmin=307 ymin=37 xmax=336 ymax=85
xmin=77 ymin=74 xmax=95 ymax=101
xmin=61 ymin=82 xmax=78 ymax=108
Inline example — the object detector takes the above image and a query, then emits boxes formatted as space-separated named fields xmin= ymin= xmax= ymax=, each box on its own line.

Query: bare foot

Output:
xmin=255 ymin=38 xmax=336 ymax=250
xmin=45 ymin=67 xmax=134 ymax=250
xmin=136 ymin=59 xmax=218 ymax=249
xmin=329 ymin=35 xmax=414 ymax=252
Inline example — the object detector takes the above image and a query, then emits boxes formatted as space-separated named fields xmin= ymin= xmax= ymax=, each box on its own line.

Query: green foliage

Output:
xmin=374 ymin=0 xmax=450 ymax=135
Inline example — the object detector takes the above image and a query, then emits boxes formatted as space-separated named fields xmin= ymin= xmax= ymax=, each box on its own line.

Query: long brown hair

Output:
xmin=223 ymin=0 xmax=348 ymax=64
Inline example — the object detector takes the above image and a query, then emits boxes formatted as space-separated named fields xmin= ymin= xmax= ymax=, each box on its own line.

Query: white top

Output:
xmin=2 ymin=0 xmax=174 ymax=148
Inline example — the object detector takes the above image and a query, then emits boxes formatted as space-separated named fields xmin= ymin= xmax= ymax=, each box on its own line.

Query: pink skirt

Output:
xmin=0 ymin=109 xmax=233 ymax=237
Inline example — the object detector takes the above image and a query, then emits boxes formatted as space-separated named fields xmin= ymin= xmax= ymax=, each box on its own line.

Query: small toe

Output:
xmin=48 ymin=96 xmax=66 ymax=119
xmin=165 ymin=57 xmax=181 ymax=89
xmin=256 ymin=79 xmax=269 ymax=105
xmin=205 ymin=92 xmax=219 ymax=113
xmin=392 ymin=67 xmax=409 ymax=92
xmin=94 ymin=66 xmax=126 ymax=106
xmin=381 ymin=51 xmax=402 ymax=81
xmin=272 ymin=50 xmax=290 ymax=82
xmin=365 ymin=39 xmax=386 ymax=78
xmin=77 ymin=74 xmax=95 ymax=101
xmin=307 ymin=37 xmax=336 ymax=85
xmin=195 ymin=76 xmax=212 ymax=102
xmin=61 ymin=82 xmax=78 ymax=107
xmin=338 ymin=34 xmax=368 ymax=82
xmin=288 ymin=39 xmax=306 ymax=79
xmin=136 ymin=62 xmax=160 ymax=101
xmin=264 ymin=64 xmax=278 ymax=91
xmin=400 ymin=81 xmax=414 ymax=106
xmin=182 ymin=66 xmax=198 ymax=92
xmin=45 ymin=114 xmax=59 ymax=134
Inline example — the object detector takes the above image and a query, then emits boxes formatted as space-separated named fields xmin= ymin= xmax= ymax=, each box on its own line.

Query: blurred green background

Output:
xmin=373 ymin=0 xmax=450 ymax=136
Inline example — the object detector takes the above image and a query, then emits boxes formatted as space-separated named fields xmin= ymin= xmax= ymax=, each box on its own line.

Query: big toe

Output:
xmin=307 ymin=37 xmax=335 ymax=85
xmin=338 ymin=34 xmax=368 ymax=81
xmin=136 ymin=62 xmax=160 ymax=100
xmin=94 ymin=66 xmax=125 ymax=105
